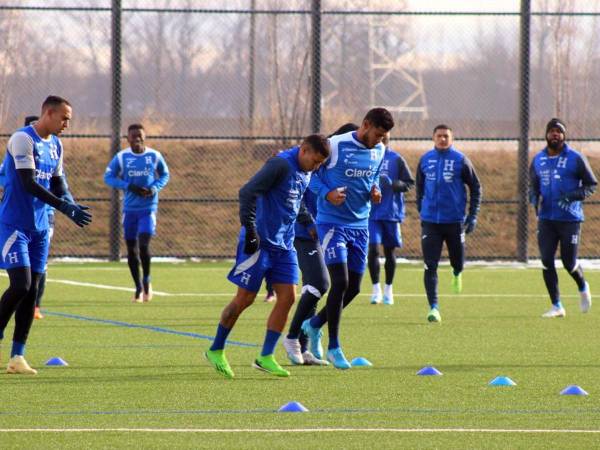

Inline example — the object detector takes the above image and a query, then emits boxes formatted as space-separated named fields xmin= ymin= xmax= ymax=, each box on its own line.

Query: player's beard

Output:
xmin=546 ymin=137 xmax=564 ymax=151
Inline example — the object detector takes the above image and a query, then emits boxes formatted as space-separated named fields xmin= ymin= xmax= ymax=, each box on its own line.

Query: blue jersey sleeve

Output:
xmin=149 ymin=154 xmax=170 ymax=194
xmin=308 ymin=164 xmax=333 ymax=199
xmin=104 ymin=153 xmax=129 ymax=190
xmin=461 ymin=156 xmax=482 ymax=218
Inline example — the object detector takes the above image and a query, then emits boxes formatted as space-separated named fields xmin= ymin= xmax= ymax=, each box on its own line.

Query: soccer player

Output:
xmin=104 ymin=124 xmax=170 ymax=303
xmin=205 ymin=134 xmax=329 ymax=379
xmin=301 ymin=108 xmax=394 ymax=370
xmin=282 ymin=122 xmax=359 ymax=366
xmin=415 ymin=124 xmax=481 ymax=323
xmin=0 ymin=95 xmax=92 ymax=374
xmin=530 ymin=118 xmax=597 ymax=318
xmin=368 ymin=132 xmax=414 ymax=305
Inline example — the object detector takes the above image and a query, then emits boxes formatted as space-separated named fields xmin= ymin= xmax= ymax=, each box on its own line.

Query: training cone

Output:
xmin=489 ymin=376 xmax=516 ymax=386
xmin=351 ymin=357 xmax=372 ymax=367
xmin=560 ymin=385 xmax=588 ymax=396
xmin=45 ymin=357 xmax=69 ymax=366
xmin=417 ymin=366 xmax=442 ymax=376
xmin=278 ymin=401 xmax=309 ymax=412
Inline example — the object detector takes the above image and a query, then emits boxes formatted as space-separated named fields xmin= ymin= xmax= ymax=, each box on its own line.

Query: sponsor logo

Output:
xmin=345 ymin=168 xmax=374 ymax=177
xmin=128 ymin=169 xmax=152 ymax=177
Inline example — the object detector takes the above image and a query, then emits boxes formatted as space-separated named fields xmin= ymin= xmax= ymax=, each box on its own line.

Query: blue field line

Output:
xmin=1 ymin=406 xmax=600 ymax=417
xmin=41 ymin=311 xmax=258 ymax=348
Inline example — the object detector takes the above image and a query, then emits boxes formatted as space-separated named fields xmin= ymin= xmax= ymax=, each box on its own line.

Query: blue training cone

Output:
xmin=351 ymin=357 xmax=372 ymax=367
xmin=45 ymin=357 xmax=69 ymax=366
xmin=417 ymin=366 xmax=442 ymax=376
xmin=278 ymin=401 xmax=309 ymax=412
xmin=489 ymin=376 xmax=516 ymax=386
xmin=560 ymin=385 xmax=588 ymax=396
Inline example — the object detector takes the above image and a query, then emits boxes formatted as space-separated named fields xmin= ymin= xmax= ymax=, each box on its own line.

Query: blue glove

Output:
xmin=464 ymin=215 xmax=477 ymax=234
xmin=379 ymin=174 xmax=392 ymax=188
xmin=58 ymin=201 xmax=92 ymax=227
xmin=244 ymin=227 xmax=260 ymax=254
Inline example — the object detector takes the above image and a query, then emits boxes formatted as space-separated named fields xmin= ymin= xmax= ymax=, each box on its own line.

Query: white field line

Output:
xmin=0 ymin=273 xmax=581 ymax=298
xmin=0 ymin=427 xmax=599 ymax=434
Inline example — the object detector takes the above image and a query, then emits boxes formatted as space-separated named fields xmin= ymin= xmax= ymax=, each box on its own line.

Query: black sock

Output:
xmin=424 ymin=267 xmax=438 ymax=308
xmin=35 ymin=272 xmax=47 ymax=308
xmin=368 ymin=244 xmax=380 ymax=284
xmin=139 ymin=233 xmax=152 ymax=293
xmin=0 ymin=268 xmax=32 ymax=339
xmin=567 ymin=264 xmax=586 ymax=291
xmin=287 ymin=292 xmax=320 ymax=339
xmin=542 ymin=267 xmax=560 ymax=305
xmin=383 ymin=247 xmax=396 ymax=285
xmin=126 ymin=239 xmax=142 ymax=295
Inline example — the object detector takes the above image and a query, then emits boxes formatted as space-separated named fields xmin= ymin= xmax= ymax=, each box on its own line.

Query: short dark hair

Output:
xmin=328 ymin=122 xmax=359 ymax=138
xmin=128 ymin=123 xmax=145 ymax=133
xmin=42 ymin=95 xmax=71 ymax=112
xmin=433 ymin=124 xmax=452 ymax=134
xmin=303 ymin=134 xmax=330 ymax=158
xmin=24 ymin=115 xmax=39 ymax=126
xmin=363 ymin=108 xmax=394 ymax=131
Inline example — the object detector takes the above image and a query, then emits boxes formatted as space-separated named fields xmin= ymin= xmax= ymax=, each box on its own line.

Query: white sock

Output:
xmin=372 ymin=283 xmax=381 ymax=295
xmin=384 ymin=284 xmax=393 ymax=297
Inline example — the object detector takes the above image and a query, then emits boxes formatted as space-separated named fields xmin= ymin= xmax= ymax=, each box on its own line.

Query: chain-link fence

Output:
xmin=1 ymin=0 xmax=600 ymax=260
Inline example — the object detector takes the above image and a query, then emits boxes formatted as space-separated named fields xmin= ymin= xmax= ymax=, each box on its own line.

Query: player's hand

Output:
xmin=244 ymin=228 xmax=260 ymax=254
xmin=558 ymin=193 xmax=571 ymax=210
xmin=379 ymin=174 xmax=392 ymax=188
xmin=370 ymin=186 xmax=382 ymax=204
xmin=463 ymin=215 xmax=477 ymax=234
xmin=326 ymin=187 xmax=347 ymax=206
xmin=128 ymin=184 xmax=148 ymax=196
xmin=58 ymin=201 xmax=92 ymax=227
xmin=529 ymin=193 xmax=540 ymax=215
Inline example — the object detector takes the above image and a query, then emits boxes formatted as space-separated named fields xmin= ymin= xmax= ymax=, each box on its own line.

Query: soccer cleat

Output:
xmin=542 ymin=305 xmax=566 ymax=318
xmin=451 ymin=273 xmax=462 ymax=294
xmin=302 ymin=351 xmax=329 ymax=366
xmin=383 ymin=294 xmax=394 ymax=305
xmin=132 ymin=290 xmax=143 ymax=303
xmin=427 ymin=308 xmax=442 ymax=323
xmin=282 ymin=337 xmax=304 ymax=365
xmin=34 ymin=307 xmax=44 ymax=320
xmin=204 ymin=349 xmax=234 ymax=379
xmin=252 ymin=354 xmax=290 ymax=377
xmin=326 ymin=347 xmax=351 ymax=370
xmin=143 ymin=283 xmax=153 ymax=303
xmin=580 ymin=282 xmax=592 ymax=313
xmin=370 ymin=293 xmax=382 ymax=304
xmin=301 ymin=319 xmax=324 ymax=360
xmin=7 ymin=355 xmax=38 ymax=375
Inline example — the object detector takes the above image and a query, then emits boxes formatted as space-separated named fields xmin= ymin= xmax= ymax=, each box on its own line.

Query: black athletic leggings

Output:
xmin=0 ymin=267 xmax=42 ymax=344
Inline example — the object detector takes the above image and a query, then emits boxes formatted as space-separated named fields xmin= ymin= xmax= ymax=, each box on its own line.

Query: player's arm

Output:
xmin=149 ymin=154 xmax=170 ymax=194
xmin=239 ymin=157 xmax=289 ymax=252
xmin=0 ymin=162 xmax=5 ymax=188
xmin=391 ymin=155 xmax=415 ymax=193
xmin=561 ymin=154 xmax=598 ymax=202
xmin=103 ymin=154 xmax=129 ymax=190
xmin=415 ymin=160 xmax=424 ymax=213
xmin=528 ymin=160 xmax=541 ymax=213
xmin=462 ymin=157 xmax=482 ymax=217
xmin=50 ymin=173 xmax=75 ymax=204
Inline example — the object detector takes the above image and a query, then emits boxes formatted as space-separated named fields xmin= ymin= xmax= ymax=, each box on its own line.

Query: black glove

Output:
xmin=128 ymin=184 xmax=147 ymax=196
xmin=58 ymin=201 xmax=92 ymax=227
xmin=244 ymin=228 xmax=260 ymax=254
xmin=464 ymin=215 xmax=477 ymax=234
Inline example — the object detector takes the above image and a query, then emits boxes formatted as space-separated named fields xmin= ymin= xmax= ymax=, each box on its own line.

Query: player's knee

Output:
xmin=562 ymin=259 xmax=577 ymax=273
xmin=9 ymin=284 xmax=30 ymax=300
xmin=368 ymin=244 xmax=380 ymax=259
xmin=330 ymin=276 xmax=349 ymax=293
xmin=540 ymin=255 xmax=555 ymax=270
xmin=318 ymin=278 xmax=330 ymax=296
xmin=424 ymin=260 xmax=438 ymax=272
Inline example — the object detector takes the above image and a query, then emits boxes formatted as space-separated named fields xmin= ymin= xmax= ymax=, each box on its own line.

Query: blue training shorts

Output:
xmin=317 ymin=224 xmax=369 ymax=274
xmin=123 ymin=210 xmax=157 ymax=240
xmin=0 ymin=223 xmax=50 ymax=273
xmin=368 ymin=220 xmax=402 ymax=248
xmin=227 ymin=235 xmax=299 ymax=293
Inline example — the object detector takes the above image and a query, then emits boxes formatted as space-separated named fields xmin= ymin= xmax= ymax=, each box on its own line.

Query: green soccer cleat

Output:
xmin=451 ymin=272 xmax=462 ymax=294
xmin=205 ymin=349 xmax=234 ymax=379
xmin=252 ymin=354 xmax=290 ymax=377
xmin=427 ymin=308 xmax=442 ymax=323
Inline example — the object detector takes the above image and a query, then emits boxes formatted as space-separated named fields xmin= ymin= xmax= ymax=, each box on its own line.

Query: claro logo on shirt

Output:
xmin=345 ymin=168 xmax=374 ymax=177
xmin=128 ymin=169 xmax=152 ymax=177
xmin=35 ymin=169 xmax=54 ymax=181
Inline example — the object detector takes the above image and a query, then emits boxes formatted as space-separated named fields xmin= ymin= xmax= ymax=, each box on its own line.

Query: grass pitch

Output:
xmin=0 ymin=262 xmax=599 ymax=449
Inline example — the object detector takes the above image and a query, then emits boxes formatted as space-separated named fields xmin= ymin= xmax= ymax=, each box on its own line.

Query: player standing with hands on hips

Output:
xmin=530 ymin=118 xmax=596 ymax=318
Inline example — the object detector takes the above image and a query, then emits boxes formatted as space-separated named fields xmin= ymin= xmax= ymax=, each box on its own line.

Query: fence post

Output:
xmin=311 ymin=0 xmax=321 ymax=134
xmin=109 ymin=0 xmax=122 ymax=261
xmin=516 ymin=0 xmax=531 ymax=262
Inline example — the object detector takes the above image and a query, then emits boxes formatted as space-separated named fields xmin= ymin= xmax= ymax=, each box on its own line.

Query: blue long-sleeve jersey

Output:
xmin=104 ymin=147 xmax=169 ymax=212
xmin=529 ymin=144 xmax=597 ymax=222
xmin=294 ymin=189 xmax=317 ymax=240
xmin=416 ymin=146 xmax=481 ymax=224
xmin=369 ymin=148 xmax=414 ymax=222
xmin=309 ymin=131 xmax=385 ymax=228
xmin=239 ymin=146 xmax=313 ymax=251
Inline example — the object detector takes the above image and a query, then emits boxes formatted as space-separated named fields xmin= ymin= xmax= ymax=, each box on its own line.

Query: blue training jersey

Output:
xmin=239 ymin=146 xmax=313 ymax=251
xmin=309 ymin=131 xmax=385 ymax=228
xmin=369 ymin=148 xmax=414 ymax=222
xmin=104 ymin=147 xmax=169 ymax=212
xmin=530 ymin=144 xmax=597 ymax=222
xmin=0 ymin=125 xmax=63 ymax=231
xmin=294 ymin=189 xmax=318 ymax=240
